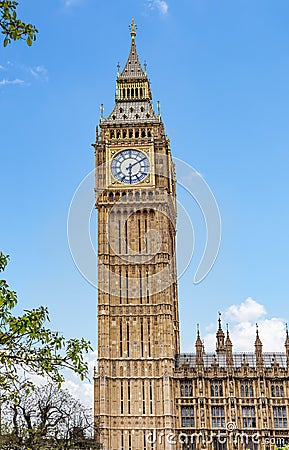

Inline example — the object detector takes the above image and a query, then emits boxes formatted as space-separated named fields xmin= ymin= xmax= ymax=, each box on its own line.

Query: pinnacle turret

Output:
xmin=216 ymin=312 xmax=225 ymax=354
xmin=255 ymin=324 xmax=263 ymax=370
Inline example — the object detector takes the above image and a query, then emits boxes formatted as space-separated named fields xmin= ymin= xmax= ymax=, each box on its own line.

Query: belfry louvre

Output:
xmin=93 ymin=20 xmax=289 ymax=450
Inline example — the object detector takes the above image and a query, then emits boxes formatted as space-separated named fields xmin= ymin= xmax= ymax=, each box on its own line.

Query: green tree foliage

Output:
xmin=0 ymin=1 xmax=37 ymax=46
xmin=0 ymin=252 xmax=92 ymax=397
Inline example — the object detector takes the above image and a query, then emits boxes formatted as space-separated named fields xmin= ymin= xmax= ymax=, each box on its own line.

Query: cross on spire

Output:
xmin=129 ymin=18 xmax=137 ymax=39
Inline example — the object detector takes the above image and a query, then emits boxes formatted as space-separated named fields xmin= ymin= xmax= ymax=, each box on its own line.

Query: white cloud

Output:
xmin=0 ymin=78 xmax=24 ymax=86
xmin=61 ymin=350 xmax=97 ymax=407
xmin=30 ymin=65 xmax=48 ymax=82
xmin=224 ymin=297 xmax=266 ymax=322
xmin=203 ymin=298 xmax=287 ymax=353
xmin=156 ymin=0 xmax=168 ymax=14
xmin=146 ymin=0 xmax=169 ymax=15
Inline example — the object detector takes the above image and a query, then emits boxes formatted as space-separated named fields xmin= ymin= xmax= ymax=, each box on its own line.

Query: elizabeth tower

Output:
xmin=93 ymin=20 xmax=180 ymax=450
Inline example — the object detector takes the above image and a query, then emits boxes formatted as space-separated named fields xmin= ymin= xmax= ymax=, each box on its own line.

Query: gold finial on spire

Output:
xmin=129 ymin=18 xmax=137 ymax=39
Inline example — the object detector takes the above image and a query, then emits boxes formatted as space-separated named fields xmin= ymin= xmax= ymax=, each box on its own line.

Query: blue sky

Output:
xmin=1 ymin=0 xmax=289 ymax=400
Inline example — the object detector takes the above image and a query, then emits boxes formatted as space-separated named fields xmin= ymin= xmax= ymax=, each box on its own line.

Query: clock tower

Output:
xmin=93 ymin=20 xmax=180 ymax=450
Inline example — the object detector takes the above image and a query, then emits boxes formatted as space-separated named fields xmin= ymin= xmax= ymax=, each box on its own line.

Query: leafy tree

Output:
xmin=0 ymin=252 xmax=92 ymax=398
xmin=0 ymin=1 xmax=37 ymax=46
xmin=0 ymin=381 xmax=102 ymax=449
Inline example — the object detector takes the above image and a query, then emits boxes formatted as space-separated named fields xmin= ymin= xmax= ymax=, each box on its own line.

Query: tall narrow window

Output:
xmin=128 ymin=380 xmax=131 ymax=414
xmin=139 ymin=268 xmax=143 ymax=304
xmin=119 ymin=269 xmax=122 ymax=304
xmin=143 ymin=431 xmax=147 ymax=450
xmin=148 ymin=319 xmax=151 ymax=357
xmin=128 ymin=432 xmax=132 ymax=450
xmin=119 ymin=321 xmax=123 ymax=359
xmin=126 ymin=270 xmax=129 ymax=303
xmin=142 ymin=380 xmax=146 ymax=414
xmin=140 ymin=319 xmax=144 ymax=357
xmin=120 ymin=381 xmax=124 ymax=414
xmin=149 ymin=381 xmax=153 ymax=414
xmin=146 ymin=269 xmax=149 ymax=303
xmin=138 ymin=218 xmax=141 ymax=252
xmin=144 ymin=219 xmax=148 ymax=252
xmin=125 ymin=221 xmax=128 ymax=253
xmin=121 ymin=432 xmax=124 ymax=450
xmin=118 ymin=220 xmax=121 ymax=254
xmin=127 ymin=322 xmax=130 ymax=357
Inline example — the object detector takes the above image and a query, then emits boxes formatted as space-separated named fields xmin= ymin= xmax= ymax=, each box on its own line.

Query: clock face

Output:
xmin=111 ymin=149 xmax=150 ymax=184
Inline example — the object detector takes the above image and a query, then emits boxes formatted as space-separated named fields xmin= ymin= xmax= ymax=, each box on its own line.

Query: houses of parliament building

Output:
xmin=93 ymin=20 xmax=289 ymax=450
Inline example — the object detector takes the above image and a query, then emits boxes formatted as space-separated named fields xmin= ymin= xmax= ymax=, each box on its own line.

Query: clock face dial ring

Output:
xmin=111 ymin=149 xmax=150 ymax=184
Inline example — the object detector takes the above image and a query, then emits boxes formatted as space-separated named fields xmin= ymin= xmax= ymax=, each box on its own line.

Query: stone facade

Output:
xmin=93 ymin=20 xmax=289 ymax=450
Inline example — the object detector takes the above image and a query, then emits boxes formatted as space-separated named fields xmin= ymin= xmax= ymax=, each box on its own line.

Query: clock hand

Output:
xmin=129 ymin=156 xmax=147 ymax=168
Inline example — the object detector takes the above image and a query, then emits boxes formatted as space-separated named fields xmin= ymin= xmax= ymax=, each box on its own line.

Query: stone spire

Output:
xmin=255 ymin=324 xmax=263 ymax=370
xmin=225 ymin=324 xmax=233 ymax=367
xmin=195 ymin=324 xmax=204 ymax=371
xmin=118 ymin=18 xmax=147 ymax=81
xmin=102 ymin=18 xmax=158 ymax=125
xmin=216 ymin=312 xmax=225 ymax=354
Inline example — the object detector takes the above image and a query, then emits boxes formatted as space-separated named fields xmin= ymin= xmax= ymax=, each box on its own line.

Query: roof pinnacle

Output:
xmin=129 ymin=18 xmax=137 ymax=39
xmin=218 ymin=311 xmax=222 ymax=330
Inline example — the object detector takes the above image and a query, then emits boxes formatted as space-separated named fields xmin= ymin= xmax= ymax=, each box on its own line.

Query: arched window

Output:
xmin=271 ymin=385 xmax=275 ymax=397
xmin=129 ymin=129 xmax=133 ymax=138
xmin=109 ymin=192 xmax=114 ymax=201
xmin=141 ymin=129 xmax=146 ymax=138
xmin=241 ymin=385 xmax=245 ymax=397
xmin=180 ymin=382 xmax=193 ymax=397
xmin=110 ymin=130 xmax=115 ymax=139
xmin=280 ymin=385 xmax=284 ymax=397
